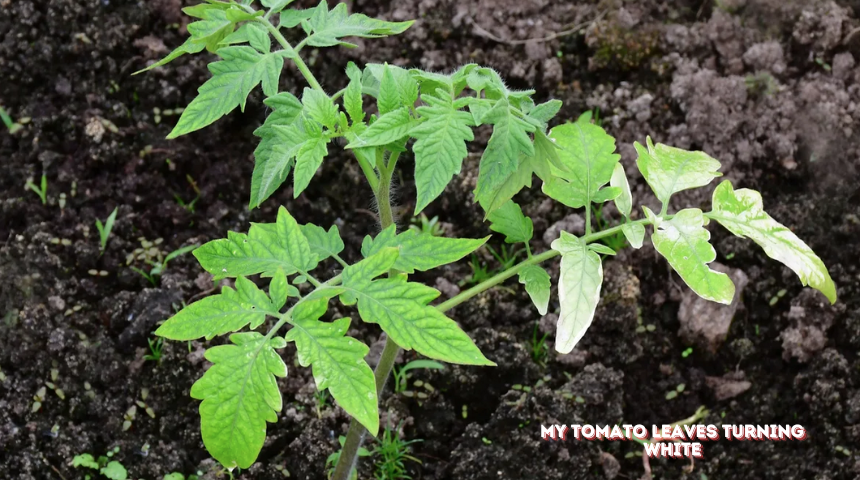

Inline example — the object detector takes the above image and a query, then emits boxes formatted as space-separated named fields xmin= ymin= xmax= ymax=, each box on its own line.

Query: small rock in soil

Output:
xmin=705 ymin=372 xmax=752 ymax=401
xmin=435 ymin=277 xmax=460 ymax=298
xmin=678 ymin=262 xmax=749 ymax=353
xmin=779 ymin=289 xmax=843 ymax=362
xmin=543 ymin=213 xmax=585 ymax=245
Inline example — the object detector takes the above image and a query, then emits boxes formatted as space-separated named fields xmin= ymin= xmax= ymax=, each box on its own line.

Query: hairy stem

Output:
xmin=332 ymin=153 xmax=402 ymax=480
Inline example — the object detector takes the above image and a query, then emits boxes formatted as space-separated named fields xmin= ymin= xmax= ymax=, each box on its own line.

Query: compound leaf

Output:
xmin=410 ymin=92 xmax=475 ymax=213
xmin=190 ymin=332 xmax=287 ymax=469
xmin=156 ymin=276 xmax=277 ymax=341
xmin=551 ymin=232 xmax=603 ymax=354
xmin=285 ymin=300 xmax=379 ymax=435
xmin=341 ymin=250 xmax=494 ymax=365
xmin=194 ymin=206 xmax=317 ymax=279
xmin=300 ymin=223 xmax=344 ymax=261
xmin=360 ymin=225 xmax=488 ymax=274
xmin=169 ymin=46 xmax=284 ymax=138
xmin=487 ymin=200 xmax=533 ymax=244
xmin=652 ymin=208 xmax=735 ymax=304
xmin=709 ymin=180 xmax=836 ymax=303
xmin=518 ymin=265 xmax=550 ymax=315
xmin=542 ymin=121 xmax=620 ymax=209
xmin=474 ymin=100 xmax=535 ymax=205
xmin=635 ymin=136 xmax=722 ymax=207
xmin=304 ymin=2 xmax=413 ymax=48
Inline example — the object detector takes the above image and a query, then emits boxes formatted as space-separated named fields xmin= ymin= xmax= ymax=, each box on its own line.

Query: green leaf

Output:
xmin=518 ymin=265 xmax=550 ymax=315
xmin=635 ymin=137 xmax=722 ymax=207
xmin=475 ymin=130 xmax=555 ymax=216
xmin=285 ymin=300 xmax=379 ymax=435
xmin=610 ymin=164 xmax=633 ymax=218
xmin=279 ymin=8 xmax=313 ymax=28
xmin=345 ymin=107 xmax=414 ymax=148
xmin=551 ymin=232 xmax=603 ymax=354
xmin=191 ymin=332 xmax=287 ymax=469
xmin=474 ymin=100 xmax=536 ymax=204
xmin=100 ymin=461 xmax=128 ymax=480
xmin=379 ymin=64 xmax=402 ymax=115
xmin=528 ymin=99 xmax=562 ymax=125
xmin=591 ymin=186 xmax=622 ymax=203
xmin=541 ymin=122 xmax=620 ymax=209
xmin=134 ymin=37 xmax=206 ymax=74
xmin=302 ymin=88 xmax=338 ymax=129
xmin=293 ymin=135 xmax=328 ymax=197
xmin=300 ymin=223 xmax=344 ymax=261
xmin=344 ymin=62 xmax=364 ymax=124
xmin=709 ymin=181 xmax=836 ymax=303
xmin=410 ymin=91 xmax=474 ymax=213
xmin=651 ymin=209 xmax=735 ymax=304
xmin=360 ymin=225 xmax=488 ymax=274
xmin=194 ymin=206 xmax=318 ymax=278
xmin=250 ymin=93 xmax=305 ymax=208
xmin=304 ymin=2 xmax=413 ymax=48
xmin=156 ymin=276 xmax=276 ymax=341
xmin=487 ymin=200 xmax=533 ymax=244
xmin=269 ymin=269 xmax=290 ymax=310
xmin=72 ymin=454 xmax=99 ymax=470
xmin=621 ymin=223 xmax=645 ymax=249
xmin=187 ymin=9 xmax=235 ymax=52
xmin=169 ymin=46 xmax=284 ymax=138
xmin=342 ymin=250 xmax=494 ymax=365
xmin=183 ymin=3 xmax=232 ymax=20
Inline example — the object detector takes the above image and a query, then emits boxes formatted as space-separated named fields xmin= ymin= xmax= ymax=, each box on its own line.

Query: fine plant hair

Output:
xmin=140 ymin=1 xmax=838 ymax=478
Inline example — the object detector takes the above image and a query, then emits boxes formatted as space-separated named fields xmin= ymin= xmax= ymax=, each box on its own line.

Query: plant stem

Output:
xmin=256 ymin=17 xmax=324 ymax=93
xmin=332 ymin=152 xmax=402 ymax=480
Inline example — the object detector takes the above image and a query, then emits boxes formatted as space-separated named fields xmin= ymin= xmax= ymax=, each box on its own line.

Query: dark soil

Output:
xmin=2 ymin=0 xmax=860 ymax=479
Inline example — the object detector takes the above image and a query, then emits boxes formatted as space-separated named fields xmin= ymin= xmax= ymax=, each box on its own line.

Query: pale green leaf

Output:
xmin=194 ymin=206 xmax=317 ymax=278
xmin=410 ymin=91 xmax=474 ymax=213
xmin=487 ymin=200 xmax=533 ymax=244
xmin=300 ymin=223 xmax=344 ymax=261
xmin=269 ymin=269 xmax=289 ymax=310
xmin=588 ymin=243 xmax=617 ymax=256
xmin=183 ymin=3 xmax=231 ymax=20
xmin=293 ymin=136 xmax=328 ymax=197
xmin=72 ymin=454 xmax=99 ymax=470
xmin=551 ymin=232 xmax=603 ymax=354
xmin=134 ymin=37 xmax=205 ymax=75
xmin=304 ymin=2 xmax=413 ymax=48
xmin=591 ymin=186 xmax=622 ymax=203
xmin=518 ymin=265 xmax=550 ymax=315
xmin=621 ymin=223 xmax=645 ymax=249
xmin=635 ymin=137 xmax=722 ymax=207
xmin=542 ymin=122 xmax=620 ymax=209
xmin=341 ymin=250 xmax=494 ymax=365
xmin=156 ymin=276 xmax=276 ymax=341
xmin=709 ymin=181 xmax=836 ymax=303
xmin=610 ymin=163 xmax=633 ymax=218
xmin=345 ymin=107 xmax=414 ymax=148
xmin=652 ymin=209 xmax=735 ymax=304
xmin=100 ymin=461 xmax=128 ymax=480
xmin=474 ymin=100 xmax=536 ymax=203
xmin=285 ymin=300 xmax=379 ymax=435
xmin=379 ymin=64 xmax=401 ymax=115
xmin=250 ymin=124 xmax=303 ymax=208
xmin=191 ymin=332 xmax=287 ymax=469
xmin=360 ymin=225 xmax=488 ymax=274
xmin=169 ymin=47 xmax=284 ymax=138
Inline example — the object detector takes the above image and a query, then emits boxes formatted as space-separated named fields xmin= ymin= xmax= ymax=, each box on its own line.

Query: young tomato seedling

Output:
xmin=142 ymin=1 xmax=836 ymax=477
